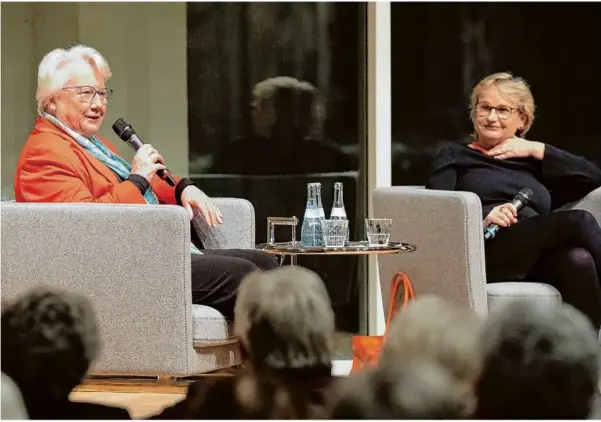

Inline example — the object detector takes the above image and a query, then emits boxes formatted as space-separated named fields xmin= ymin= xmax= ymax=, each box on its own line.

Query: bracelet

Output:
xmin=126 ymin=174 xmax=150 ymax=194
xmin=175 ymin=178 xmax=198 ymax=206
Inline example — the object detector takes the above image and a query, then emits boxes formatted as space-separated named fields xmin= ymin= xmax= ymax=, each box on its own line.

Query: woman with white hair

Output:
xmin=427 ymin=72 xmax=601 ymax=330
xmin=13 ymin=44 xmax=278 ymax=318
xmin=153 ymin=266 xmax=336 ymax=419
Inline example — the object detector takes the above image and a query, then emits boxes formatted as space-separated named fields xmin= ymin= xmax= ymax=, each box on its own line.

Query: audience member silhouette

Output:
xmin=329 ymin=296 xmax=483 ymax=419
xmin=153 ymin=266 xmax=335 ymax=419
xmin=475 ymin=300 xmax=600 ymax=419
xmin=1 ymin=288 xmax=130 ymax=419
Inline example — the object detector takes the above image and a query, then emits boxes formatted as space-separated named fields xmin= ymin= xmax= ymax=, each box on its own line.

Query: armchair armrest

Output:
xmin=561 ymin=187 xmax=601 ymax=224
xmin=1 ymin=202 xmax=196 ymax=376
xmin=192 ymin=198 xmax=255 ymax=249
xmin=373 ymin=187 xmax=488 ymax=315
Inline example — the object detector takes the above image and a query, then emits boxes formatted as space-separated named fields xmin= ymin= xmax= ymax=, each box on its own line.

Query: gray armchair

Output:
xmin=373 ymin=186 xmax=601 ymax=316
xmin=0 ymin=198 xmax=255 ymax=378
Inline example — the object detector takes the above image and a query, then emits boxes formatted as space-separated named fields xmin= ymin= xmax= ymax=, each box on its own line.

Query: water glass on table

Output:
xmin=321 ymin=219 xmax=349 ymax=247
xmin=365 ymin=218 xmax=392 ymax=246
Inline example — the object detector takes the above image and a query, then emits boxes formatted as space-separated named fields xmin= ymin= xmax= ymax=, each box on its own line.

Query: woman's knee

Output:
xmin=245 ymin=251 xmax=279 ymax=271
xmin=225 ymin=250 xmax=279 ymax=271
xmin=564 ymin=247 xmax=596 ymax=272
xmin=560 ymin=210 xmax=599 ymax=234
xmin=227 ymin=257 xmax=261 ymax=282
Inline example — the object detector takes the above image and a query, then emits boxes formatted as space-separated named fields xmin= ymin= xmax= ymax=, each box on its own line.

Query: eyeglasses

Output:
xmin=62 ymin=86 xmax=114 ymax=104
xmin=475 ymin=103 xmax=518 ymax=120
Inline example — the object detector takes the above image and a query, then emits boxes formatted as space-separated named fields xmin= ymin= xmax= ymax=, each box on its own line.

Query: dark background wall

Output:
xmin=391 ymin=2 xmax=601 ymax=186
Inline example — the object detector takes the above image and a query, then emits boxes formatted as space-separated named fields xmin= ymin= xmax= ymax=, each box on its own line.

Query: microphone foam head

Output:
xmin=518 ymin=188 xmax=534 ymax=205
xmin=112 ymin=118 xmax=134 ymax=138
xmin=520 ymin=188 xmax=534 ymax=198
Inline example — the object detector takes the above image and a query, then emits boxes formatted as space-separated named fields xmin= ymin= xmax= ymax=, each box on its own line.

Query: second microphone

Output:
xmin=483 ymin=188 xmax=534 ymax=240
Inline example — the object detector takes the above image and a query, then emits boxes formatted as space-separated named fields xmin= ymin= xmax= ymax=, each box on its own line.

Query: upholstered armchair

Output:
xmin=1 ymin=198 xmax=255 ymax=378
xmin=373 ymin=186 xmax=601 ymax=316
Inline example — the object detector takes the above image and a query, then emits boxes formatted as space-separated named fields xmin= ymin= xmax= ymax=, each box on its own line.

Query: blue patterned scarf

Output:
xmin=44 ymin=113 xmax=203 ymax=254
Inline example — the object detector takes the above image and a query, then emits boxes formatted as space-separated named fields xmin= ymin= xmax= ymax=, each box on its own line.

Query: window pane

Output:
xmin=187 ymin=3 xmax=367 ymax=341
xmin=391 ymin=2 xmax=601 ymax=186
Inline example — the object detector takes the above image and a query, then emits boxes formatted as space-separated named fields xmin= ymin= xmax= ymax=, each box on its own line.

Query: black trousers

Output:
xmin=190 ymin=249 xmax=279 ymax=319
xmin=485 ymin=210 xmax=601 ymax=330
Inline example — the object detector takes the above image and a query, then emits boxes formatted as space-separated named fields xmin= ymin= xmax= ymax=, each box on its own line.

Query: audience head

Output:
xmin=234 ymin=266 xmax=335 ymax=376
xmin=332 ymin=296 xmax=482 ymax=419
xmin=251 ymin=76 xmax=324 ymax=141
xmin=331 ymin=359 xmax=475 ymax=419
xmin=36 ymin=44 xmax=112 ymax=137
xmin=1 ymin=287 xmax=100 ymax=402
xmin=330 ymin=296 xmax=483 ymax=419
xmin=470 ymin=72 xmax=535 ymax=147
xmin=228 ymin=370 xmax=329 ymax=419
xmin=475 ymin=300 xmax=600 ymax=419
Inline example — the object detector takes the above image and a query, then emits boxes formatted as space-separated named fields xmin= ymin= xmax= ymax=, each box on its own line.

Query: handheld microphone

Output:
xmin=484 ymin=188 xmax=534 ymax=240
xmin=112 ymin=118 xmax=176 ymax=187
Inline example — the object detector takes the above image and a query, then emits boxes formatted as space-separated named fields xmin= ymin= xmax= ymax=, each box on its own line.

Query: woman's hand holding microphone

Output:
xmin=484 ymin=203 xmax=519 ymax=229
xmin=129 ymin=144 xmax=222 ymax=227
xmin=131 ymin=144 xmax=166 ymax=182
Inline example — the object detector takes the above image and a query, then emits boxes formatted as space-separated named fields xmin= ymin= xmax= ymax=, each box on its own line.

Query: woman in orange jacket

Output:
xmin=14 ymin=44 xmax=278 ymax=319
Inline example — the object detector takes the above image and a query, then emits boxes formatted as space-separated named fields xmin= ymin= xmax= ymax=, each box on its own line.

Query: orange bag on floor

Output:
xmin=350 ymin=272 xmax=415 ymax=374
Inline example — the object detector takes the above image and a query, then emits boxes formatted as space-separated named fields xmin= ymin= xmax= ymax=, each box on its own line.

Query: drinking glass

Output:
xmin=321 ymin=219 xmax=348 ymax=247
xmin=365 ymin=218 xmax=392 ymax=246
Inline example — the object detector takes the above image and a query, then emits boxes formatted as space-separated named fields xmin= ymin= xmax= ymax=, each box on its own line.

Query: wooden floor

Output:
xmin=67 ymin=332 xmax=354 ymax=419
xmin=70 ymin=382 xmax=188 ymax=419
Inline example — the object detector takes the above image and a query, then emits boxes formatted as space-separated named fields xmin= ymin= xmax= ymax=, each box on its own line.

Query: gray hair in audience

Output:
xmin=251 ymin=76 xmax=324 ymax=140
xmin=361 ymin=295 xmax=484 ymax=418
xmin=475 ymin=300 xmax=600 ymax=419
xmin=1 ymin=287 xmax=100 ymax=400
xmin=330 ymin=360 xmax=475 ymax=419
xmin=234 ymin=266 xmax=335 ymax=372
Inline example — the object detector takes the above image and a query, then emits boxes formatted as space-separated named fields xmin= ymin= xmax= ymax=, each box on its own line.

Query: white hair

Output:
xmin=36 ymin=44 xmax=112 ymax=115
xmin=375 ymin=295 xmax=484 ymax=418
xmin=234 ymin=266 xmax=335 ymax=372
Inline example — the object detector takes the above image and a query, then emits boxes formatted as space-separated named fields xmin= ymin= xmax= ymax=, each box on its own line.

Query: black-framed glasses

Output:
xmin=62 ymin=85 xmax=114 ymax=104
xmin=475 ymin=103 xmax=518 ymax=120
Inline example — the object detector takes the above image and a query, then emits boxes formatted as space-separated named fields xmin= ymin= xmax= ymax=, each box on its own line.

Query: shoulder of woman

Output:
xmin=432 ymin=141 xmax=463 ymax=162
xmin=24 ymin=128 xmax=79 ymax=160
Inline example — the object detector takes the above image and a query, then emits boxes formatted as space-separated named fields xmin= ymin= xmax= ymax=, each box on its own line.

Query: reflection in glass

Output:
xmin=186 ymin=3 xmax=366 ymax=342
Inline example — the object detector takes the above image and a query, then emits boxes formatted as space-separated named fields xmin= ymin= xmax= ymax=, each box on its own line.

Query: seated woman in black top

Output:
xmin=427 ymin=72 xmax=601 ymax=330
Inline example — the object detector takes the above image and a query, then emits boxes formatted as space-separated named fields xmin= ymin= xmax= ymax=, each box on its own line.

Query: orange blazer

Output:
xmin=14 ymin=117 xmax=181 ymax=204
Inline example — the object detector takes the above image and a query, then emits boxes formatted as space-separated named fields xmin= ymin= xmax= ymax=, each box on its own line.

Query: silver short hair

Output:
xmin=476 ymin=300 xmax=600 ymax=419
xmin=381 ymin=295 xmax=483 ymax=378
xmin=234 ymin=266 xmax=335 ymax=372
xmin=36 ymin=44 xmax=112 ymax=115
xmin=375 ymin=295 xmax=484 ymax=418
xmin=330 ymin=360 xmax=476 ymax=419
